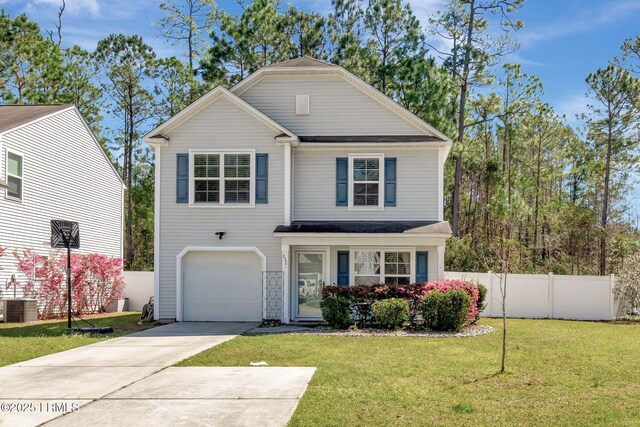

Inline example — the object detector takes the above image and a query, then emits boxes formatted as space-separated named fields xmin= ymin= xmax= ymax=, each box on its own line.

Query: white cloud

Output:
xmin=555 ymin=92 xmax=589 ymax=127
xmin=518 ymin=0 xmax=640 ymax=48
xmin=32 ymin=0 xmax=101 ymax=18
xmin=407 ymin=0 xmax=445 ymax=25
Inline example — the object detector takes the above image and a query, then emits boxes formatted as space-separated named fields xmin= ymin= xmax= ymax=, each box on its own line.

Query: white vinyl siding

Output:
xmin=0 ymin=109 xmax=123 ymax=292
xmin=157 ymin=97 xmax=285 ymax=319
xmin=239 ymin=74 xmax=425 ymax=135
xmin=293 ymin=147 xmax=439 ymax=220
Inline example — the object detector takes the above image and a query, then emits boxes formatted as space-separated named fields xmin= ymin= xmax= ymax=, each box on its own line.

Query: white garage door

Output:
xmin=182 ymin=251 xmax=262 ymax=322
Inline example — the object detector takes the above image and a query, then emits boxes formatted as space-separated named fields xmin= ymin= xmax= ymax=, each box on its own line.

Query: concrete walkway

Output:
xmin=0 ymin=322 xmax=316 ymax=427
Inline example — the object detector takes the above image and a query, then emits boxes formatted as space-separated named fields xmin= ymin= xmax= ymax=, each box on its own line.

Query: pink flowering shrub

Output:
xmin=13 ymin=249 xmax=125 ymax=319
xmin=323 ymin=279 xmax=481 ymax=326
xmin=408 ymin=280 xmax=480 ymax=324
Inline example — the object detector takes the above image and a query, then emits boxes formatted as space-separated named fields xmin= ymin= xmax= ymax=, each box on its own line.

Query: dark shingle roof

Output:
xmin=298 ymin=135 xmax=444 ymax=143
xmin=274 ymin=221 xmax=452 ymax=234
xmin=267 ymin=56 xmax=336 ymax=68
xmin=0 ymin=104 xmax=72 ymax=134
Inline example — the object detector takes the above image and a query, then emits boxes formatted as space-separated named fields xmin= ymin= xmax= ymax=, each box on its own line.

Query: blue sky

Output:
xmin=3 ymin=0 xmax=639 ymax=213
xmin=3 ymin=0 xmax=638 ymax=125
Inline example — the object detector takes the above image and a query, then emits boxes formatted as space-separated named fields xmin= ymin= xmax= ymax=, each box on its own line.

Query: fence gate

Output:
xmin=262 ymin=271 xmax=284 ymax=321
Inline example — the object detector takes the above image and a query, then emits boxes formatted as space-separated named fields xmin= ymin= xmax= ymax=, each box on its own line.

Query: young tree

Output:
xmin=328 ymin=0 xmax=372 ymax=79
xmin=155 ymin=56 xmax=202 ymax=118
xmin=157 ymin=0 xmax=217 ymax=100
xmin=429 ymin=0 xmax=525 ymax=237
xmin=202 ymin=0 xmax=286 ymax=85
xmin=613 ymin=251 xmax=640 ymax=317
xmin=0 ymin=12 xmax=66 ymax=104
xmin=93 ymin=34 xmax=158 ymax=268
xmin=584 ymin=64 xmax=640 ymax=275
xmin=278 ymin=5 xmax=329 ymax=59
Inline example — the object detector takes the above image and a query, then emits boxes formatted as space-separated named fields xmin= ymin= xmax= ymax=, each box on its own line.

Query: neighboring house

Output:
xmin=0 ymin=105 xmax=124 ymax=298
xmin=144 ymin=57 xmax=452 ymax=323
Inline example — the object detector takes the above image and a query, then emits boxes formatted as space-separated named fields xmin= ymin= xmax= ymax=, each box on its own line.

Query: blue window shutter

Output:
xmin=337 ymin=251 xmax=349 ymax=286
xmin=416 ymin=251 xmax=428 ymax=283
xmin=256 ymin=153 xmax=268 ymax=204
xmin=176 ymin=153 xmax=189 ymax=203
xmin=384 ymin=157 xmax=397 ymax=207
xmin=336 ymin=158 xmax=348 ymax=206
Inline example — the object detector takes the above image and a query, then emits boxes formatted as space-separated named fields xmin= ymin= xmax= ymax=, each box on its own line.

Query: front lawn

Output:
xmin=179 ymin=318 xmax=640 ymax=426
xmin=0 ymin=312 xmax=154 ymax=366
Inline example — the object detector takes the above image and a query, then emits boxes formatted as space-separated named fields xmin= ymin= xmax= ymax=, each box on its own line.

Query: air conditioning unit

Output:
xmin=3 ymin=299 xmax=38 ymax=323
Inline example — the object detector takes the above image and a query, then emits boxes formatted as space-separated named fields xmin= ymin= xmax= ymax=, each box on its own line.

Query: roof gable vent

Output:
xmin=296 ymin=95 xmax=310 ymax=116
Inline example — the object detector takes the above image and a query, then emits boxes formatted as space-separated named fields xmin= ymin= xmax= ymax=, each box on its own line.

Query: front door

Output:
xmin=296 ymin=251 xmax=325 ymax=318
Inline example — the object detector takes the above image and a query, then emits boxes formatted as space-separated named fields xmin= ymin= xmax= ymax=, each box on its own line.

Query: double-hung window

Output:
xmin=6 ymin=151 xmax=23 ymax=201
xmin=353 ymin=250 xmax=412 ymax=286
xmin=192 ymin=151 xmax=253 ymax=205
xmin=349 ymin=154 xmax=383 ymax=208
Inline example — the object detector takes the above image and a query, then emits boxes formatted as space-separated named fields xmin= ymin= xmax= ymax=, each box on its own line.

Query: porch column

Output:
xmin=282 ymin=243 xmax=290 ymax=323
xmin=437 ymin=245 xmax=445 ymax=281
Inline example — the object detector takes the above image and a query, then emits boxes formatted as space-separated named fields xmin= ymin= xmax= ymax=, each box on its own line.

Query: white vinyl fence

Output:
xmin=446 ymin=271 xmax=622 ymax=321
xmin=121 ymin=271 xmax=154 ymax=311
xmin=119 ymin=271 xmax=624 ymax=320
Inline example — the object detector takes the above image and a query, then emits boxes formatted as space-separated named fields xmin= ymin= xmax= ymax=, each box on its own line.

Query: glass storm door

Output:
xmin=296 ymin=252 xmax=325 ymax=318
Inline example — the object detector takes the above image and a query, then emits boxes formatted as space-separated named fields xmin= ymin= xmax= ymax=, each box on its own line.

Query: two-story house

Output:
xmin=144 ymin=57 xmax=452 ymax=323
xmin=0 ymin=105 xmax=124 ymax=297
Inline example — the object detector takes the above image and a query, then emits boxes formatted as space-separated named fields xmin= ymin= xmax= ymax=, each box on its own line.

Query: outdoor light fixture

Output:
xmin=214 ymin=231 xmax=227 ymax=240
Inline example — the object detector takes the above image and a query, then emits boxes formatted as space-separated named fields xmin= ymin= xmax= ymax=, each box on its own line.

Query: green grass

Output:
xmin=0 ymin=312 xmax=154 ymax=366
xmin=178 ymin=318 xmax=640 ymax=426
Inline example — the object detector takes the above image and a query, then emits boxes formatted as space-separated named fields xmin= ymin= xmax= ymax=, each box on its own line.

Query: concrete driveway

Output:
xmin=0 ymin=322 xmax=316 ymax=427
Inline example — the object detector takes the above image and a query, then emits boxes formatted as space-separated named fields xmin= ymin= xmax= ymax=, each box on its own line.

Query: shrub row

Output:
xmin=321 ymin=289 xmax=473 ymax=332
xmin=322 ymin=280 xmax=483 ymax=324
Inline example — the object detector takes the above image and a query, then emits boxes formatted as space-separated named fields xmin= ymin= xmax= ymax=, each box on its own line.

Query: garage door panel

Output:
xmin=183 ymin=251 xmax=262 ymax=322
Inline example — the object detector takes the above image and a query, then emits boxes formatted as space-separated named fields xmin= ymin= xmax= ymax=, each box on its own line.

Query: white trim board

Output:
xmin=175 ymin=246 xmax=267 ymax=322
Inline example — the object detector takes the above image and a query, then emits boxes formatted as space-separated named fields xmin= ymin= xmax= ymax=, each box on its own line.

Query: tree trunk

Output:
xmin=599 ymin=124 xmax=613 ymax=275
xmin=451 ymin=0 xmax=476 ymax=237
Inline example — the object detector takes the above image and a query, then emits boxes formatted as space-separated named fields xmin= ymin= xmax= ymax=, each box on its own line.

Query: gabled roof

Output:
xmin=231 ymin=58 xmax=453 ymax=145
xmin=0 ymin=104 xmax=124 ymax=187
xmin=266 ymin=56 xmax=336 ymax=68
xmin=298 ymin=135 xmax=445 ymax=143
xmin=143 ymin=86 xmax=298 ymax=145
xmin=274 ymin=220 xmax=452 ymax=235
xmin=0 ymin=104 xmax=73 ymax=135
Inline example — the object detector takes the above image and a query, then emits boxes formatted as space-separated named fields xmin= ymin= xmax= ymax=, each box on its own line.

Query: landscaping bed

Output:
xmin=253 ymin=323 xmax=495 ymax=338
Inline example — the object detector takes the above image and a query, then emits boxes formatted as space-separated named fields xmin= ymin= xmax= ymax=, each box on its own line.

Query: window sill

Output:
xmin=187 ymin=203 xmax=255 ymax=209
xmin=4 ymin=194 xmax=22 ymax=203
xmin=347 ymin=206 xmax=384 ymax=211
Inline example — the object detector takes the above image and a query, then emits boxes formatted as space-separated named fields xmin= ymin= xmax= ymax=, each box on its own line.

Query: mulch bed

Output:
xmin=286 ymin=324 xmax=496 ymax=338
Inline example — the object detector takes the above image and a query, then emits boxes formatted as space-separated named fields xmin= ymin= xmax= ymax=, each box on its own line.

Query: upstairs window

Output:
xmin=191 ymin=151 xmax=253 ymax=205
xmin=349 ymin=154 xmax=383 ymax=208
xmin=6 ymin=151 xmax=23 ymax=201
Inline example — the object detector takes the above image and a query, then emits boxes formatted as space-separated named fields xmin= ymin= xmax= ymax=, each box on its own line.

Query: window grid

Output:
xmin=192 ymin=152 xmax=252 ymax=205
xmin=351 ymin=157 xmax=381 ymax=207
xmin=6 ymin=151 xmax=23 ymax=200
xmin=353 ymin=250 xmax=411 ymax=286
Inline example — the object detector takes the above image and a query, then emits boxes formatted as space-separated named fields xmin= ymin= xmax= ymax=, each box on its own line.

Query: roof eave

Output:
xmin=273 ymin=232 xmax=452 ymax=238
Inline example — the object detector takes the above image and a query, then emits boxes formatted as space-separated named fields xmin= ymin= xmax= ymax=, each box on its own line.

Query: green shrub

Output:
xmin=420 ymin=290 xmax=472 ymax=332
xmin=371 ymin=298 xmax=410 ymax=329
xmin=475 ymin=283 xmax=488 ymax=322
xmin=320 ymin=296 xmax=353 ymax=329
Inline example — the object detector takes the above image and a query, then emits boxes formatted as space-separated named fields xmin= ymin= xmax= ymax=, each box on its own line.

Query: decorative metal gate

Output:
xmin=262 ymin=271 xmax=284 ymax=321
